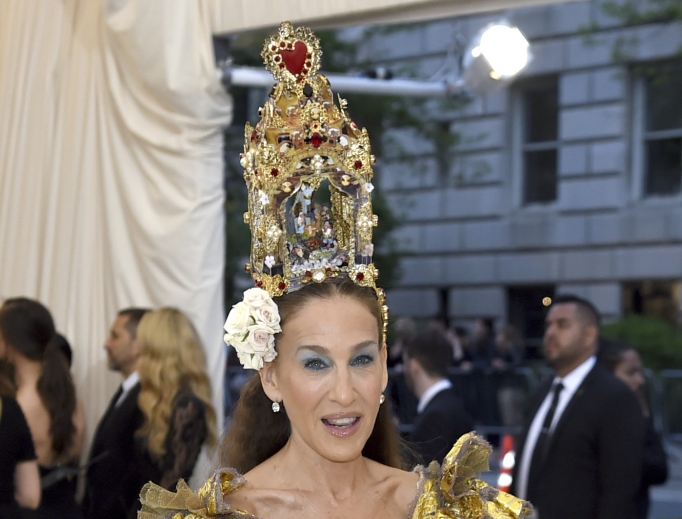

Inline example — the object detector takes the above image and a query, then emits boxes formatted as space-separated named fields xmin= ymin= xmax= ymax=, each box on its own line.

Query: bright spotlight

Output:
xmin=479 ymin=25 xmax=530 ymax=78
xmin=462 ymin=21 xmax=531 ymax=95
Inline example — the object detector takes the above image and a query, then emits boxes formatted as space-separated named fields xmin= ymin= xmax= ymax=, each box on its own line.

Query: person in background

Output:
xmin=387 ymin=317 xmax=415 ymax=369
xmin=0 ymin=297 xmax=85 ymax=519
xmin=52 ymin=333 xmax=73 ymax=368
xmin=454 ymin=326 xmax=473 ymax=369
xmin=493 ymin=325 xmax=526 ymax=429
xmin=83 ymin=307 xmax=148 ymax=519
xmin=0 ymin=370 xmax=41 ymax=515
xmin=385 ymin=317 xmax=418 ymax=430
xmin=403 ymin=329 xmax=474 ymax=465
xmin=471 ymin=318 xmax=496 ymax=370
xmin=598 ymin=339 xmax=668 ymax=519
xmin=132 ymin=307 xmax=216 ymax=508
xmin=512 ymin=295 xmax=644 ymax=519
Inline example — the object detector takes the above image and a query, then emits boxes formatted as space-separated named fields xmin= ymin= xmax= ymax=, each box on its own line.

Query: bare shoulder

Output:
xmin=365 ymin=458 xmax=421 ymax=511
xmin=224 ymin=460 xmax=296 ymax=518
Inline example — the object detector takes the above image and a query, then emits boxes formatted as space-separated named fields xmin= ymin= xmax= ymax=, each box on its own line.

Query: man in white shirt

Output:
xmin=83 ymin=308 xmax=149 ymax=519
xmin=403 ymin=329 xmax=473 ymax=465
xmin=512 ymin=295 xmax=644 ymax=519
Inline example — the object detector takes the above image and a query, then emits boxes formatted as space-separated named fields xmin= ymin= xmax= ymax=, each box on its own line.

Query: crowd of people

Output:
xmin=0 ymin=299 xmax=215 ymax=519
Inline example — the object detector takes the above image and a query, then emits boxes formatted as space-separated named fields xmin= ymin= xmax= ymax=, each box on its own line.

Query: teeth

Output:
xmin=326 ymin=417 xmax=357 ymax=426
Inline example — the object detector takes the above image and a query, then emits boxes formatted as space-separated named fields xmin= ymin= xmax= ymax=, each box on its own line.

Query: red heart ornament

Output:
xmin=278 ymin=41 xmax=308 ymax=76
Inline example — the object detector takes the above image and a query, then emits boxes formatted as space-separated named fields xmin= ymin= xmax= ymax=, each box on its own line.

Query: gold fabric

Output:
xmin=411 ymin=433 xmax=532 ymax=519
xmin=138 ymin=433 xmax=531 ymax=519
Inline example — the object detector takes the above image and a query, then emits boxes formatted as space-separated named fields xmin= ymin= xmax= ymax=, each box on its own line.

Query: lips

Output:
xmin=321 ymin=414 xmax=362 ymax=437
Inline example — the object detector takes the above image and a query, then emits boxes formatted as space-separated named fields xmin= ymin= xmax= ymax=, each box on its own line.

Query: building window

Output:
xmin=623 ymin=280 xmax=680 ymax=327
xmin=641 ymin=62 xmax=682 ymax=197
xmin=507 ymin=285 xmax=555 ymax=360
xmin=520 ymin=77 xmax=559 ymax=205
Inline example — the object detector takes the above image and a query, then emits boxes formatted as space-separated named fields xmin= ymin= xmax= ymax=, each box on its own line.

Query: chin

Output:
xmin=317 ymin=442 xmax=367 ymax=463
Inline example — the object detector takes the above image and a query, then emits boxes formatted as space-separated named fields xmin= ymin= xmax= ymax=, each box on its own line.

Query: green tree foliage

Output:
xmin=581 ymin=0 xmax=682 ymax=60
xmin=601 ymin=314 xmax=682 ymax=370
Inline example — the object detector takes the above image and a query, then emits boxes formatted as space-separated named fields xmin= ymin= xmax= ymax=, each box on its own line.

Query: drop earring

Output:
xmin=272 ymin=401 xmax=281 ymax=413
xmin=379 ymin=394 xmax=385 ymax=405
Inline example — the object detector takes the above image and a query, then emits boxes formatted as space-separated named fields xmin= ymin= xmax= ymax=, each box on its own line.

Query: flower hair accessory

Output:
xmin=223 ymin=288 xmax=281 ymax=370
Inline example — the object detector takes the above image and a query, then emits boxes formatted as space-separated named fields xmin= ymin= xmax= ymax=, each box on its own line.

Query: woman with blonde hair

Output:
xmin=134 ymin=307 xmax=216 ymax=494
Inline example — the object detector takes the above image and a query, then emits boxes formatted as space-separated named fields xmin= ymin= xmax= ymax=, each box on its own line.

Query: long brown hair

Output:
xmin=0 ymin=298 xmax=76 ymax=459
xmin=220 ymin=278 xmax=403 ymax=473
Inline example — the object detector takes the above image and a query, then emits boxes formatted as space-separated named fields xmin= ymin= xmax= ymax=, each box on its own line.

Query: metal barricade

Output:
xmin=659 ymin=369 xmax=682 ymax=442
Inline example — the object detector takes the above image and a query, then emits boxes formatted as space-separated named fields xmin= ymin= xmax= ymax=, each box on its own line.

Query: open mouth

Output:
xmin=321 ymin=416 xmax=361 ymax=436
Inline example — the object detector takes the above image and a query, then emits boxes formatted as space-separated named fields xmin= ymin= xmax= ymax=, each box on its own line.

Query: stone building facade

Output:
xmin=361 ymin=0 xmax=682 ymax=343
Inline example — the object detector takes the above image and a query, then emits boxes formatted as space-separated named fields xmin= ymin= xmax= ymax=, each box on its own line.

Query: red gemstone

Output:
xmin=270 ymin=45 xmax=276 ymax=51
xmin=310 ymin=133 xmax=322 ymax=148
xmin=278 ymin=40 xmax=308 ymax=76
xmin=274 ymin=55 xmax=281 ymax=62
xmin=356 ymin=272 xmax=364 ymax=281
xmin=305 ymin=270 xmax=312 ymax=277
xmin=279 ymin=42 xmax=286 ymax=48
xmin=325 ymin=267 xmax=332 ymax=273
xmin=270 ymin=168 xmax=279 ymax=177
xmin=256 ymin=280 xmax=263 ymax=288
xmin=251 ymin=130 xmax=257 ymax=142
xmin=278 ymin=281 xmax=286 ymax=291
xmin=354 ymin=160 xmax=363 ymax=169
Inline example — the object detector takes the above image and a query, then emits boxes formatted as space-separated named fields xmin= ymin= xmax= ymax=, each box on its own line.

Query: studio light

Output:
xmin=462 ymin=21 xmax=531 ymax=95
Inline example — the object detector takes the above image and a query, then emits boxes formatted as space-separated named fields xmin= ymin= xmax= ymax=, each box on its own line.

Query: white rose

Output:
xmin=225 ymin=335 xmax=254 ymax=355
xmin=262 ymin=335 xmax=278 ymax=363
xmin=254 ymin=300 xmax=281 ymax=332
xmin=224 ymin=302 xmax=251 ymax=336
xmin=242 ymin=287 xmax=273 ymax=308
xmin=237 ymin=350 xmax=263 ymax=371
xmin=246 ymin=324 xmax=274 ymax=353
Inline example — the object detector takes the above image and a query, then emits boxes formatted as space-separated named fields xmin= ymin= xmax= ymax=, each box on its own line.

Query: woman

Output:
xmin=0 ymin=371 xmax=41 ymax=515
xmin=599 ymin=340 xmax=668 ymax=519
xmin=0 ymin=297 xmax=85 ymax=519
xmin=134 ymin=308 xmax=217 ymax=493
xmin=138 ymin=22 xmax=529 ymax=519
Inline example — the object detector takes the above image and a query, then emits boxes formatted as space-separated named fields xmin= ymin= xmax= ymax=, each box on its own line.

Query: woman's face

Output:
xmin=261 ymin=295 xmax=386 ymax=463
xmin=614 ymin=349 xmax=645 ymax=395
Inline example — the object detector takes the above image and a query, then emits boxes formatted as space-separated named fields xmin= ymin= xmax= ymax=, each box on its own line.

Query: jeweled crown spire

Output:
xmin=240 ymin=22 xmax=386 ymax=334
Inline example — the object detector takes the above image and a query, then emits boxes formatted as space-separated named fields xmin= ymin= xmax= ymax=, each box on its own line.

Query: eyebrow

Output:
xmin=296 ymin=340 xmax=378 ymax=355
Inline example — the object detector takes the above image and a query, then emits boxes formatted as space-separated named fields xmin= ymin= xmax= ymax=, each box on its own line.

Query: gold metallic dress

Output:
xmin=138 ymin=432 xmax=531 ymax=519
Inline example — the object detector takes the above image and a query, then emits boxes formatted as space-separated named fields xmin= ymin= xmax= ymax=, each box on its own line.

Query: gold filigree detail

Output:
xmin=411 ymin=433 xmax=533 ymax=519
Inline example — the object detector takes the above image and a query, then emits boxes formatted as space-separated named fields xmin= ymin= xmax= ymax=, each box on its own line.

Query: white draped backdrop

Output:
xmin=0 ymin=0 xmax=564 ymax=478
xmin=0 ymin=0 xmax=232 ymax=464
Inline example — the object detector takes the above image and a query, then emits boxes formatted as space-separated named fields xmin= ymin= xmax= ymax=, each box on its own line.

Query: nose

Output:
xmin=329 ymin=366 xmax=355 ymax=407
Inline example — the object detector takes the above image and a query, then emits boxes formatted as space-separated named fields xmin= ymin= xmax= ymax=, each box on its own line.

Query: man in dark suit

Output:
xmin=82 ymin=308 xmax=149 ymax=519
xmin=512 ymin=295 xmax=644 ymax=519
xmin=404 ymin=329 xmax=474 ymax=465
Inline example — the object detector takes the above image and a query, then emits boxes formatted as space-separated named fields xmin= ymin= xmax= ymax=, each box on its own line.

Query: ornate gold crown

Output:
xmin=240 ymin=22 xmax=387 ymax=335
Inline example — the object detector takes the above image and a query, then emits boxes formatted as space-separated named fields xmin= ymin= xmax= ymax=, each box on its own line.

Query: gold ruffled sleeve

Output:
xmin=138 ymin=468 xmax=256 ymax=519
xmin=411 ymin=432 xmax=532 ymax=519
